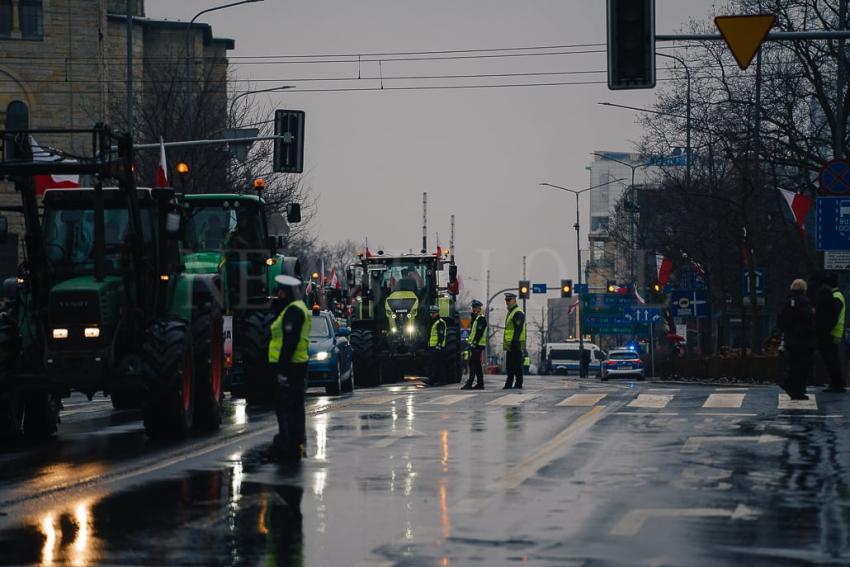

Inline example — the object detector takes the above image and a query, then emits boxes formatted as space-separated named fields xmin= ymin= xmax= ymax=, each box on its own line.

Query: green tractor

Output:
xmin=0 ymin=125 xmax=223 ymax=440
xmin=180 ymin=189 xmax=301 ymax=402
xmin=346 ymin=251 xmax=463 ymax=386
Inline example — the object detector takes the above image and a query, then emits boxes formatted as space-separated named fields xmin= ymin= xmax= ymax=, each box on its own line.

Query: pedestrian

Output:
xmin=580 ymin=348 xmax=591 ymax=378
xmin=778 ymin=279 xmax=816 ymax=400
xmin=502 ymin=292 xmax=526 ymax=389
xmin=461 ymin=299 xmax=487 ymax=389
xmin=428 ymin=305 xmax=447 ymax=386
xmin=268 ymin=275 xmax=312 ymax=461
xmin=813 ymin=271 xmax=847 ymax=393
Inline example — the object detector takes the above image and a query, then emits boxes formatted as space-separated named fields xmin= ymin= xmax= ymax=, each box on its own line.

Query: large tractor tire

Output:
xmin=351 ymin=328 xmax=380 ymax=388
xmin=444 ymin=325 xmax=463 ymax=384
xmin=237 ymin=311 xmax=275 ymax=405
xmin=192 ymin=304 xmax=224 ymax=430
xmin=141 ymin=320 xmax=195 ymax=439
xmin=22 ymin=392 xmax=60 ymax=441
xmin=0 ymin=313 xmax=23 ymax=439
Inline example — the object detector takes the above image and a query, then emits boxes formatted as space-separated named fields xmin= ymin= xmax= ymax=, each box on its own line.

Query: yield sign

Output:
xmin=715 ymin=14 xmax=776 ymax=70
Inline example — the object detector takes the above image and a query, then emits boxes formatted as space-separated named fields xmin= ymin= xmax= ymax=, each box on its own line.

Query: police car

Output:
xmin=601 ymin=348 xmax=644 ymax=381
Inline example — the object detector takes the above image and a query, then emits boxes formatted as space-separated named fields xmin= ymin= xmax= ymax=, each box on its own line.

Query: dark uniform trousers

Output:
xmin=430 ymin=349 xmax=446 ymax=385
xmin=468 ymin=347 xmax=484 ymax=385
xmin=505 ymin=349 xmax=523 ymax=388
xmin=274 ymin=362 xmax=308 ymax=453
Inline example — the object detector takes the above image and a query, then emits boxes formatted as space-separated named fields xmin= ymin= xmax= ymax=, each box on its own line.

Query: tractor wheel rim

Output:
xmin=183 ymin=348 xmax=193 ymax=412
xmin=211 ymin=318 xmax=223 ymax=401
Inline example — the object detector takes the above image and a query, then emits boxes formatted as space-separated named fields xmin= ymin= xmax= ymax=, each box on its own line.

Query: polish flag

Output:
xmin=634 ymin=286 xmax=646 ymax=305
xmin=567 ymin=300 xmax=578 ymax=315
xmin=656 ymin=253 xmax=673 ymax=286
xmin=779 ymin=188 xmax=814 ymax=235
xmin=155 ymin=137 xmax=169 ymax=187
xmin=364 ymin=238 xmax=374 ymax=258
xmin=30 ymin=137 xmax=80 ymax=196
xmin=435 ymin=233 xmax=443 ymax=257
xmin=328 ymin=268 xmax=341 ymax=289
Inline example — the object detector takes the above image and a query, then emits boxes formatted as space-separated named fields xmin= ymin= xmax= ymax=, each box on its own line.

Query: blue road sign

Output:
xmin=575 ymin=284 xmax=588 ymax=295
xmin=819 ymin=159 xmax=850 ymax=196
xmin=532 ymin=283 xmax=547 ymax=294
xmin=585 ymin=314 xmax=633 ymax=326
xmin=624 ymin=306 xmax=662 ymax=323
xmin=671 ymin=290 xmax=709 ymax=318
xmin=742 ymin=269 xmax=765 ymax=297
xmin=817 ymin=197 xmax=850 ymax=250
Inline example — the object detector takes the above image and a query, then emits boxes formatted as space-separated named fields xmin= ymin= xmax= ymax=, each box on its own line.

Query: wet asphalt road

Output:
xmin=0 ymin=375 xmax=848 ymax=566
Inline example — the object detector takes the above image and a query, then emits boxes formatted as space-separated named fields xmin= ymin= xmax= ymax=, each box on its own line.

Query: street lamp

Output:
xmin=656 ymin=52 xmax=692 ymax=190
xmin=540 ymin=178 xmax=625 ymax=377
xmin=228 ymin=85 xmax=295 ymax=126
xmin=591 ymin=152 xmax=652 ymax=286
xmin=185 ymin=0 xmax=264 ymax=136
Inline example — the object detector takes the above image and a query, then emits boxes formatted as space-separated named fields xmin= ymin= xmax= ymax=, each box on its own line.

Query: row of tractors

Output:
xmin=0 ymin=124 xmax=464 ymax=445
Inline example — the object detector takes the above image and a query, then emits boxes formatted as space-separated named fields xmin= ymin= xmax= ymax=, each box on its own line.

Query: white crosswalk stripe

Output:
xmin=428 ymin=394 xmax=476 ymax=405
xmin=778 ymin=393 xmax=818 ymax=410
xmin=627 ymin=394 xmax=674 ymax=409
xmin=557 ymin=393 xmax=608 ymax=407
xmin=357 ymin=395 xmax=406 ymax=405
xmin=487 ymin=394 xmax=537 ymax=406
xmin=702 ymin=393 xmax=745 ymax=409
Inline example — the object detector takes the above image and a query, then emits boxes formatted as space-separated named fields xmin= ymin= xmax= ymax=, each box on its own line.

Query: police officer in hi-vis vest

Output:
xmin=462 ymin=299 xmax=487 ymax=389
xmin=268 ymin=275 xmax=312 ymax=461
xmin=502 ymin=292 xmax=526 ymax=389
xmin=428 ymin=305 xmax=447 ymax=386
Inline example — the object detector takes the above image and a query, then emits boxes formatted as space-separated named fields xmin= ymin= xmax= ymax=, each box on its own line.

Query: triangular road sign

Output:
xmin=715 ymin=14 xmax=776 ymax=70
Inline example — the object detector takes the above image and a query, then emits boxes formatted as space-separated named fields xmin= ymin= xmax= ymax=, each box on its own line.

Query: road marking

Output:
xmin=428 ymin=395 xmax=476 ymax=405
xmin=494 ymin=405 xmax=610 ymax=490
xmin=681 ymin=434 xmax=785 ymax=453
xmin=557 ymin=393 xmax=608 ymax=407
xmin=702 ymin=393 xmax=745 ymax=409
xmin=357 ymin=395 xmax=405 ymax=405
xmin=627 ymin=394 xmax=674 ymax=409
xmin=487 ymin=394 xmax=537 ymax=406
xmin=696 ymin=412 xmax=756 ymax=417
xmin=778 ymin=394 xmax=818 ymax=410
xmin=614 ymin=411 xmax=679 ymax=416
xmin=610 ymin=504 xmax=758 ymax=536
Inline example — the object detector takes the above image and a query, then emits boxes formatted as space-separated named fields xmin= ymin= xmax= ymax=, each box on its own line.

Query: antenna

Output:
xmin=450 ymin=214 xmax=455 ymax=264
xmin=422 ymin=192 xmax=427 ymax=252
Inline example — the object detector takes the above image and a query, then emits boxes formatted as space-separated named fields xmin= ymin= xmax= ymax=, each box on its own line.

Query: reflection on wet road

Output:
xmin=0 ymin=377 xmax=848 ymax=565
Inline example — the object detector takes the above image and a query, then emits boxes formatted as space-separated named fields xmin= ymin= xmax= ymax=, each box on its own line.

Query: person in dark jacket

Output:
xmin=462 ymin=299 xmax=487 ymax=389
xmin=813 ymin=271 xmax=847 ymax=392
xmin=779 ymin=279 xmax=816 ymax=400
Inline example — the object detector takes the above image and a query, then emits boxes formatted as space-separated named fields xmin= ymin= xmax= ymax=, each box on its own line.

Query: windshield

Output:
xmin=609 ymin=351 xmax=639 ymax=360
xmin=310 ymin=315 xmax=333 ymax=338
xmin=43 ymin=206 xmax=153 ymax=278
xmin=370 ymin=261 xmax=428 ymax=293
xmin=185 ymin=203 xmax=265 ymax=252
xmin=549 ymin=349 xmax=579 ymax=361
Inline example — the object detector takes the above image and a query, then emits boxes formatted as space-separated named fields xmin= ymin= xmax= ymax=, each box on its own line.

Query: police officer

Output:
xmin=428 ymin=305 xmax=447 ymax=386
xmin=503 ymin=292 xmax=526 ymax=389
xmin=462 ymin=299 xmax=487 ymax=389
xmin=268 ymin=275 xmax=312 ymax=461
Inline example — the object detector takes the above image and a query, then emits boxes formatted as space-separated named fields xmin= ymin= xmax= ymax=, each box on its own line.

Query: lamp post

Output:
xmin=228 ymin=84 xmax=295 ymax=126
xmin=591 ymin=152 xmax=652 ymax=286
xmin=185 ymin=0 xmax=264 ymax=137
xmin=540 ymin=178 xmax=624 ymax=377
xmin=657 ymin=52 xmax=692 ymax=189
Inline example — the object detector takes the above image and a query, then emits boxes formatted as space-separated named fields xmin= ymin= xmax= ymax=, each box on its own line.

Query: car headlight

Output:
xmin=314 ymin=351 xmax=329 ymax=361
xmin=52 ymin=328 xmax=69 ymax=339
xmin=84 ymin=327 xmax=100 ymax=338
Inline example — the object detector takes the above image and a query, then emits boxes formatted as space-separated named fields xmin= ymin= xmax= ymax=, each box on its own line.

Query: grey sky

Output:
xmin=149 ymin=0 xmax=712 ymax=321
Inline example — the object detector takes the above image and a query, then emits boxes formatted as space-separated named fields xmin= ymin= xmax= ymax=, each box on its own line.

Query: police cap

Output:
xmin=471 ymin=299 xmax=483 ymax=308
xmin=429 ymin=305 xmax=441 ymax=314
xmin=275 ymin=275 xmax=302 ymax=289
xmin=503 ymin=292 xmax=517 ymax=300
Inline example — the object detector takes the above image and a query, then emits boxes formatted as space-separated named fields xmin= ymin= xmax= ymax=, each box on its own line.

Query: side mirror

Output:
xmin=286 ymin=203 xmax=301 ymax=223
xmin=449 ymin=264 xmax=458 ymax=283
xmin=0 ymin=216 xmax=8 ymax=244
xmin=336 ymin=327 xmax=351 ymax=338
xmin=165 ymin=212 xmax=181 ymax=237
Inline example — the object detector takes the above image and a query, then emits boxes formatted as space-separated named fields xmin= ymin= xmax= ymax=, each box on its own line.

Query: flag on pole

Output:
xmin=634 ymin=286 xmax=646 ymax=305
xmin=30 ymin=137 xmax=80 ymax=196
xmin=567 ymin=300 xmax=578 ymax=315
xmin=364 ymin=237 xmax=374 ymax=258
xmin=778 ymin=188 xmax=814 ymax=235
xmin=328 ymin=268 xmax=341 ymax=289
xmin=435 ymin=233 xmax=443 ymax=257
xmin=656 ymin=253 xmax=673 ymax=286
xmin=155 ymin=137 xmax=169 ymax=187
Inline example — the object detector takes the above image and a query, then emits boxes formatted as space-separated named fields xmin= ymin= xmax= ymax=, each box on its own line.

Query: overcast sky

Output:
xmin=149 ymin=0 xmax=713 ymax=321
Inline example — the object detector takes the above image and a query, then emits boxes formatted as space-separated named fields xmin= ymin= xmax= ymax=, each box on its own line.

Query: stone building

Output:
xmin=0 ymin=0 xmax=234 ymax=275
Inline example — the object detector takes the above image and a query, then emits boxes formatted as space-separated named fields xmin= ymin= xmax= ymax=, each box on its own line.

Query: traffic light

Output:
xmin=648 ymin=281 xmax=666 ymax=303
xmin=561 ymin=279 xmax=573 ymax=298
xmin=518 ymin=280 xmax=530 ymax=299
xmin=606 ymin=0 xmax=656 ymax=90
xmin=607 ymin=279 xmax=618 ymax=293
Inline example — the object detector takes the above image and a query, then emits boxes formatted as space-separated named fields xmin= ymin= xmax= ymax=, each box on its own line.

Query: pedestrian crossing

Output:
xmin=345 ymin=387 xmax=834 ymax=413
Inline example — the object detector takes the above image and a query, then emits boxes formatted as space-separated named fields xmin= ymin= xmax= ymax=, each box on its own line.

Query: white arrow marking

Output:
xmin=681 ymin=434 xmax=785 ymax=453
xmin=610 ymin=503 xmax=758 ymax=536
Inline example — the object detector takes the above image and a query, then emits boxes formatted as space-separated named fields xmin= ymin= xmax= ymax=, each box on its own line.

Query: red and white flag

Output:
xmin=328 ymin=268 xmax=341 ymax=289
xmin=30 ymin=137 xmax=80 ymax=196
xmin=656 ymin=253 xmax=673 ymax=286
xmin=435 ymin=233 xmax=443 ymax=257
xmin=779 ymin=188 xmax=814 ymax=235
xmin=567 ymin=300 xmax=579 ymax=315
xmin=155 ymin=137 xmax=169 ymax=187
xmin=634 ymin=286 xmax=646 ymax=305
xmin=364 ymin=238 xmax=374 ymax=258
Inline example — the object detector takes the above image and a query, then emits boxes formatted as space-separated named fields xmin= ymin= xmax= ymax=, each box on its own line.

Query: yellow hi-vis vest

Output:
xmin=832 ymin=289 xmax=846 ymax=341
xmin=429 ymin=318 xmax=447 ymax=348
xmin=268 ymin=300 xmax=311 ymax=364
xmin=503 ymin=305 xmax=526 ymax=351
xmin=468 ymin=314 xmax=487 ymax=348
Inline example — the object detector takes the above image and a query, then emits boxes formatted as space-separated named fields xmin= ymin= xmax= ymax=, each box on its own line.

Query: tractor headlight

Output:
xmin=312 ymin=351 xmax=329 ymax=361
xmin=390 ymin=327 xmax=398 ymax=334
xmin=84 ymin=327 xmax=100 ymax=338
xmin=52 ymin=328 xmax=69 ymax=339
xmin=405 ymin=325 xmax=414 ymax=334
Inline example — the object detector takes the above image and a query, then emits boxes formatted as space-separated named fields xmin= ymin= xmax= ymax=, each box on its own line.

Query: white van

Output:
xmin=543 ymin=341 xmax=605 ymax=376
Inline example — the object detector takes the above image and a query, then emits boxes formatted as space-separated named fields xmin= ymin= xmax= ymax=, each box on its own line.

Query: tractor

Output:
xmin=180 ymin=187 xmax=301 ymax=402
xmin=346 ymin=251 xmax=462 ymax=386
xmin=0 ymin=125 xmax=221 ymax=440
